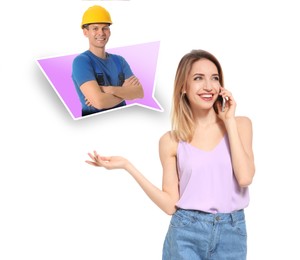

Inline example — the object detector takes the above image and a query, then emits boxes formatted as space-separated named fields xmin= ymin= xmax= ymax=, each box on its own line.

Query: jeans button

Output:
xmin=215 ymin=216 xmax=220 ymax=221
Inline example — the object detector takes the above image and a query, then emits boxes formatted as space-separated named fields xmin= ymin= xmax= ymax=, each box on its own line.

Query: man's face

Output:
xmin=83 ymin=23 xmax=111 ymax=49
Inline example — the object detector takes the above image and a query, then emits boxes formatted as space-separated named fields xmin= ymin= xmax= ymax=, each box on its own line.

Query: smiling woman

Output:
xmin=185 ymin=59 xmax=222 ymax=112
xmin=85 ymin=49 xmax=255 ymax=259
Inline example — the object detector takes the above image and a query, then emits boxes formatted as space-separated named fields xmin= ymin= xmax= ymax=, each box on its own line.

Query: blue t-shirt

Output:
xmin=72 ymin=50 xmax=134 ymax=116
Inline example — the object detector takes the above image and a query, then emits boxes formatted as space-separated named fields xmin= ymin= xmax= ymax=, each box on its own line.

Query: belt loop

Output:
xmin=230 ymin=212 xmax=236 ymax=226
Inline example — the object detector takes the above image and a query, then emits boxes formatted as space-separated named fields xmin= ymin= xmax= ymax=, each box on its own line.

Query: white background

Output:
xmin=1 ymin=0 xmax=300 ymax=259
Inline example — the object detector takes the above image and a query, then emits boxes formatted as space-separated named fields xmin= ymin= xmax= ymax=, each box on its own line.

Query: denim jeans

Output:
xmin=162 ymin=209 xmax=247 ymax=260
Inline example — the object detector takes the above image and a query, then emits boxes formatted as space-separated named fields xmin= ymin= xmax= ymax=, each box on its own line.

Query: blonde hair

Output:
xmin=171 ymin=50 xmax=224 ymax=142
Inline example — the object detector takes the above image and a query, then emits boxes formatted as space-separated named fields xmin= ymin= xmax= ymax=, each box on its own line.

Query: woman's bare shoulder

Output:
xmin=236 ymin=116 xmax=253 ymax=133
xmin=236 ymin=116 xmax=252 ymax=123
xmin=159 ymin=131 xmax=179 ymax=156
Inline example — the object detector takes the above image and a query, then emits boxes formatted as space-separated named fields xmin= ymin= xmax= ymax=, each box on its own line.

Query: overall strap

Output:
xmin=110 ymin=54 xmax=125 ymax=85
xmin=83 ymin=52 xmax=124 ymax=86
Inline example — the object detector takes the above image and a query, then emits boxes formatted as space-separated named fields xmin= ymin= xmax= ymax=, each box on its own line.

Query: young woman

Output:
xmin=86 ymin=49 xmax=255 ymax=259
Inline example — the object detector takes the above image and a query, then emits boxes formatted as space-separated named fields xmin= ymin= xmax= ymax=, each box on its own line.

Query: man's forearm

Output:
xmin=103 ymin=85 xmax=144 ymax=100
xmin=90 ymin=91 xmax=124 ymax=109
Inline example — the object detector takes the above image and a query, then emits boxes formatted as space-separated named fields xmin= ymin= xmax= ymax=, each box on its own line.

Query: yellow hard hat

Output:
xmin=81 ymin=5 xmax=112 ymax=28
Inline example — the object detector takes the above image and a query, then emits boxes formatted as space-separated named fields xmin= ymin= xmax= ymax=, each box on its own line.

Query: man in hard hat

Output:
xmin=72 ymin=5 xmax=144 ymax=116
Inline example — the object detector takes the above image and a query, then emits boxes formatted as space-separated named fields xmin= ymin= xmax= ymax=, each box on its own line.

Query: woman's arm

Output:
xmin=85 ymin=132 xmax=179 ymax=215
xmin=225 ymin=116 xmax=255 ymax=187
xmin=217 ymin=87 xmax=255 ymax=187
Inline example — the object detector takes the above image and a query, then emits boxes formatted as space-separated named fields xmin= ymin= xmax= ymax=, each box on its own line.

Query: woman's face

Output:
xmin=185 ymin=58 xmax=221 ymax=111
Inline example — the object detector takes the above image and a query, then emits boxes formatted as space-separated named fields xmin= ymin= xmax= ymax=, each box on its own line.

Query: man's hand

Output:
xmin=101 ymin=76 xmax=144 ymax=100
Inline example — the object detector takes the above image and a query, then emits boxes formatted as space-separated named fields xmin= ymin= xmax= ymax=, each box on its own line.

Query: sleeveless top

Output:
xmin=176 ymin=134 xmax=249 ymax=213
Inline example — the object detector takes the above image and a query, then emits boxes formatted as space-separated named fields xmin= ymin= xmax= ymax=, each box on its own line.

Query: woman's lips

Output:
xmin=199 ymin=93 xmax=214 ymax=101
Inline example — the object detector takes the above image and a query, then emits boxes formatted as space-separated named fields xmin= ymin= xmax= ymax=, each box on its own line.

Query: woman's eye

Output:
xmin=194 ymin=76 xmax=203 ymax=81
xmin=212 ymin=76 xmax=219 ymax=81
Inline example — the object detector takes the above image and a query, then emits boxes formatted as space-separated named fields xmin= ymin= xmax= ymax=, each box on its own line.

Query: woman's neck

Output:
xmin=193 ymin=109 xmax=219 ymax=128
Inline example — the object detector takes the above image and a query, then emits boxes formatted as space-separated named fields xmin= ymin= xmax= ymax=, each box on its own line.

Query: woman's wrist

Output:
xmin=124 ymin=160 xmax=135 ymax=174
xmin=224 ymin=117 xmax=237 ymax=130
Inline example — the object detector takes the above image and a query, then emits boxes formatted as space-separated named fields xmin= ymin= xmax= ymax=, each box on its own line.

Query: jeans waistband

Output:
xmin=176 ymin=208 xmax=245 ymax=224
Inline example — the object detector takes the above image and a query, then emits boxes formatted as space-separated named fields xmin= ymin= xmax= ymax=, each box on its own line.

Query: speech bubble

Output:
xmin=36 ymin=41 xmax=162 ymax=119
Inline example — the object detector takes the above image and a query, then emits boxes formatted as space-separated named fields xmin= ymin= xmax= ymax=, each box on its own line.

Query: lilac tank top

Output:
xmin=176 ymin=134 xmax=249 ymax=213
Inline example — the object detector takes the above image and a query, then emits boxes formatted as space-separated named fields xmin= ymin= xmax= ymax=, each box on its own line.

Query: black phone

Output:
xmin=215 ymin=95 xmax=226 ymax=113
xmin=221 ymin=96 xmax=226 ymax=112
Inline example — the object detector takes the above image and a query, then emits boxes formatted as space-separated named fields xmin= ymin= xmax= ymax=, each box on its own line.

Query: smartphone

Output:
xmin=221 ymin=96 xmax=226 ymax=112
xmin=215 ymin=95 xmax=226 ymax=113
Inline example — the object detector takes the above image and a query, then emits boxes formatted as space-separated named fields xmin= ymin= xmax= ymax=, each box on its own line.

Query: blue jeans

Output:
xmin=162 ymin=209 xmax=247 ymax=260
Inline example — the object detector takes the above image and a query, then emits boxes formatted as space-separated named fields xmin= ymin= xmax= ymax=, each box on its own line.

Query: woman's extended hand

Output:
xmin=216 ymin=86 xmax=237 ymax=120
xmin=86 ymin=150 xmax=129 ymax=170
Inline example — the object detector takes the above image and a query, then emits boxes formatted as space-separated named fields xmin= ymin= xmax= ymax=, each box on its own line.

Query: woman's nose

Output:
xmin=203 ymin=82 xmax=212 ymax=91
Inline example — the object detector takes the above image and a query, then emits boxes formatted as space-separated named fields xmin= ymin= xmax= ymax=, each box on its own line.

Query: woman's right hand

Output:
xmin=86 ymin=150 xmax=129 ymax=170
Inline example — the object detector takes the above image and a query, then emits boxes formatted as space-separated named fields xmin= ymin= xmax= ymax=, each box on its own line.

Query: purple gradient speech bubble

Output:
xmin=36 ymin=41 xmax=162 ymax=119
